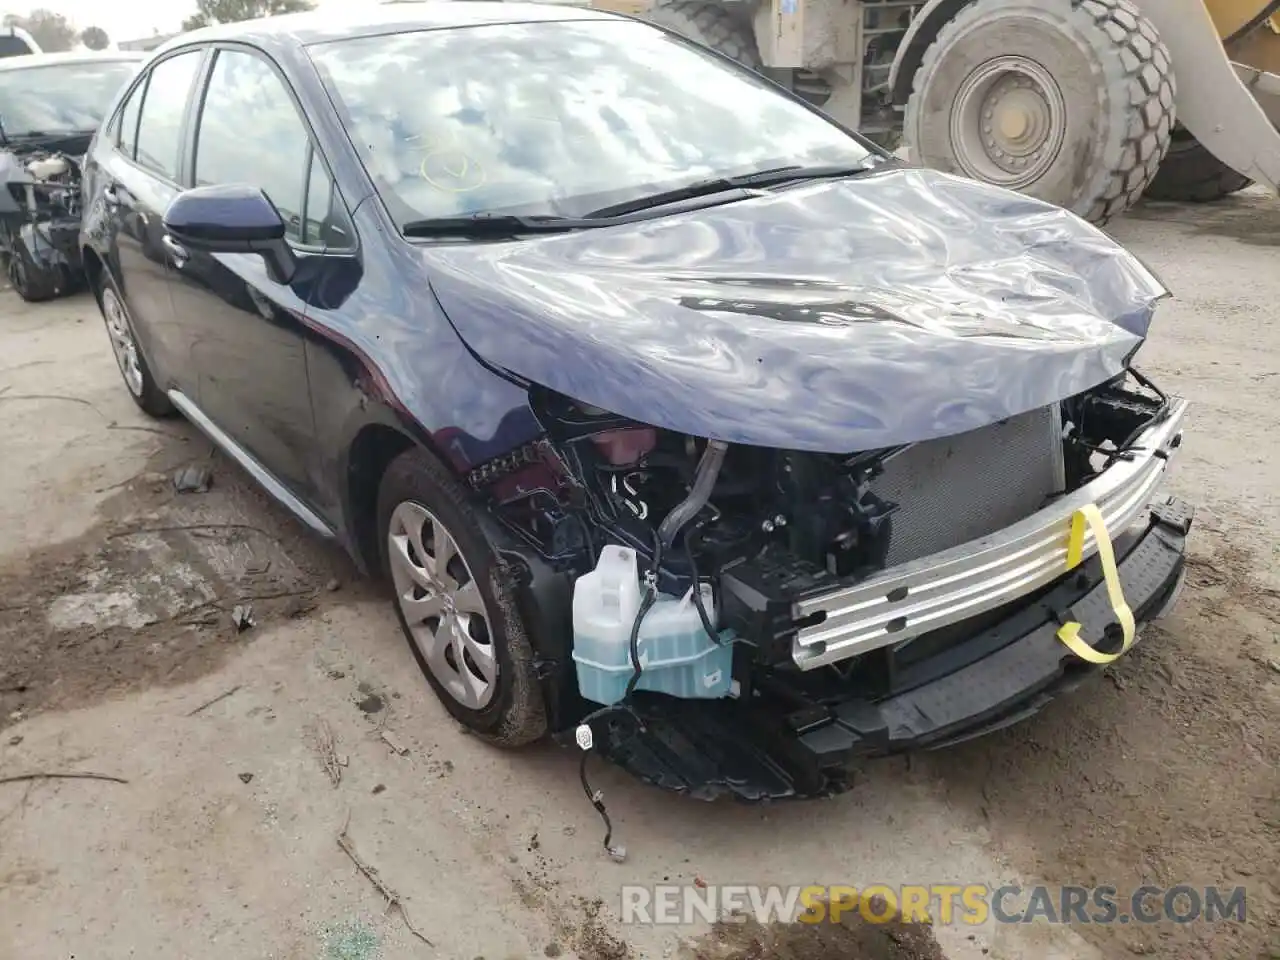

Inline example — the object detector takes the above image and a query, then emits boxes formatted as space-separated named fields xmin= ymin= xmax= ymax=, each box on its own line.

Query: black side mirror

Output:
xmin=163 ymin=183 xmax=298 ymax=284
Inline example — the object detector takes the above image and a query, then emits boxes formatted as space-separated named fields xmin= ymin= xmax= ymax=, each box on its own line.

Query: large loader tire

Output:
xmin=1143 ymin=127 xmax=1253 ymax=203
xmin=904 ymin=0 xmax=1176 ymax=225
xmin=643 ymin=0 xmax=762 ymax=70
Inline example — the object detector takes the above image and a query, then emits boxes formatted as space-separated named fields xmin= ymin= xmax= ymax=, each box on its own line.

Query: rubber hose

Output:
xmin=656 ymin=439 xmax=729 ymax=552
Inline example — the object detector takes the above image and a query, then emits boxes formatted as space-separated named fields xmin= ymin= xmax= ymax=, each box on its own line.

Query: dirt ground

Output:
xmin=1 ymin=188 xmax=1278 ymax=960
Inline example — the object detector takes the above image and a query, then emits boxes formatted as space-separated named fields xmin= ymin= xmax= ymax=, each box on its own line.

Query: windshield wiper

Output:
xmin=401 ymin=212 xmax=604 ymax=238
xmin=583 ymin=159 xmax=885 ymax=219
xmin=583 ymin=178 xmax=762 ymax=219
xmin=724 ymin=160 xmax=888 ymax=188
xmin=401 ymin=159 xmax=891 ymax=235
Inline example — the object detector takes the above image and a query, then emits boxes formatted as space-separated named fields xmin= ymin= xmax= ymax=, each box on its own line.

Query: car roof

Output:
xmin=0 ymin=50 xmax=145 ymax=71
xmin=158 ymin=1 xmax=624 ymax=53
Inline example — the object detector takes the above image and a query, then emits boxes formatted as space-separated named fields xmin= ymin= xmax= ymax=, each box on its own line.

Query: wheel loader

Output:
xmin=586 ymin=0 xmax=1280 ymax=224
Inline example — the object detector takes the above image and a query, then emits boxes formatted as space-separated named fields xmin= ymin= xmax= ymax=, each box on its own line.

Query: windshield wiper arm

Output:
xmin=583 ymin=177 xmax=757 ymax=219
xmin=400 ymin=213 xmax=603 ymax=237
xmin=582 ymin=159 xmax=886 ymax=219
xmin=723 ymin=159 xmax=888 ymax=188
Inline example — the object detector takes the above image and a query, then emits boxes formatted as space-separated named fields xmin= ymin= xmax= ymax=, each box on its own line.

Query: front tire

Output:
xmin=1143 ymin=128 xmax=1253 ymax=203
xmin=97 ymin=270 xmax=174 ymax=418
xmin=377 ymin=446 xmax=547 ymax=747
xmin=904 ymin=0 xmax=1175 ymax=225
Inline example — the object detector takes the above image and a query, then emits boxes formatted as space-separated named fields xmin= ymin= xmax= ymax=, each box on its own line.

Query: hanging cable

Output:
xmin=574 ymin=440 xmax=730 ymax=861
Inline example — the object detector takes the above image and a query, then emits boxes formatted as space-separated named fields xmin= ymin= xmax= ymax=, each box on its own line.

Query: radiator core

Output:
xmin=869 ymin=404 xmax=1066 ymax=567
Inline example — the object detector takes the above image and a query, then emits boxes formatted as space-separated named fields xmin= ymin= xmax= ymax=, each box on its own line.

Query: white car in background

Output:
xmin=0 ymin=24 xmax=42 ymax=58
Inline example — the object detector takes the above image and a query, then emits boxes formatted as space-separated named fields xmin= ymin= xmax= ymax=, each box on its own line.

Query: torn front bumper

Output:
xmin=589 ymin=495 xmax=1194 ymax=801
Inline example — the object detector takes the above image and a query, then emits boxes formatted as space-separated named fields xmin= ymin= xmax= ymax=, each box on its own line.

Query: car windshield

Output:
xmin=0 ymin=60 xmax=139 ymax=138
xmin=308 ymin=18 xmax=877 ymax=226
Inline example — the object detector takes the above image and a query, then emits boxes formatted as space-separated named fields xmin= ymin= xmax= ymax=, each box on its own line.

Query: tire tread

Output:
xmin=644 ymin=0 xmax=762 ymax=68
xmin=1144 ymin=138 xmax=1252 ymax=203
xmin=904 ymin=0 xmax=1176 ymax=225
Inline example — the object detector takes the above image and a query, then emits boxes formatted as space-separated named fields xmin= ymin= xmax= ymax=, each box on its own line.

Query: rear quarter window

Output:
xmin=116 ymin=78 xmax=146 ymax=158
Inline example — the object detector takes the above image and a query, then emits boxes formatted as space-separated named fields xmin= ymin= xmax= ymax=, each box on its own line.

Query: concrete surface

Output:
xmin=1 ymin=187 xmax=1278 ymax=960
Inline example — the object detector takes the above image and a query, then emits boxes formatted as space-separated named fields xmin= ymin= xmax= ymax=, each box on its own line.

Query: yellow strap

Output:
xmin=1056 ymin=503 xmax=1136 ymax=665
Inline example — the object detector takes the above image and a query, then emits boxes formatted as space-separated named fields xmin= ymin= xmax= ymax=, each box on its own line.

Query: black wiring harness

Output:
xmin=574 ymin=440 xmax=731 ymax=861
xmin=575 ymin=537 xmax=662 ymax=863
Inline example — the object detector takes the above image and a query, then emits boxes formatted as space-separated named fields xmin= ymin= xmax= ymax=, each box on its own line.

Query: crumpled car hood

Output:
xmin=422 ymin=166 xmax=1169 ymax=453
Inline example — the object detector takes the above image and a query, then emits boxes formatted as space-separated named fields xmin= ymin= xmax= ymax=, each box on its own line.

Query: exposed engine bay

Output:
xmin=474 ymin=368 xmax=1172 ymax=664
xmin=0 ymin=146 xmax=86 ymax=302
xmin=461 ymin=367 xmax=1188 ymax=803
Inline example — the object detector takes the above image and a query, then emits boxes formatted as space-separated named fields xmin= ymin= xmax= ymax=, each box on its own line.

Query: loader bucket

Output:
xmin=1133 ymin=0 xmax=1280 ymax=194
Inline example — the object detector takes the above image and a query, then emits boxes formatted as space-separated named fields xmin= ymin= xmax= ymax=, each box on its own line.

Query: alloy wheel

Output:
xmin=102 ymin=286 xmax=145 ymax=398
xmin=387 ymin=500 xmax=498 ymax=710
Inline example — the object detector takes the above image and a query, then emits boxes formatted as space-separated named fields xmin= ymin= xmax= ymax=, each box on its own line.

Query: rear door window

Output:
xmin=134 ymin=50 xmax=203 ymax=181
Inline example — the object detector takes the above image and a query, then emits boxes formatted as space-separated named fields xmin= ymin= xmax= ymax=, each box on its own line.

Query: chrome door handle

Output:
xmin=161 ymin=234 xmax=188 ymax=266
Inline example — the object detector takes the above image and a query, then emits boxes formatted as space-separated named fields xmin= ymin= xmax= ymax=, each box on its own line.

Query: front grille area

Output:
xmin=790 ymin=397 xmax=1187 ymax=671
xmin=870 ymin=404 xmax=1066 ymax=566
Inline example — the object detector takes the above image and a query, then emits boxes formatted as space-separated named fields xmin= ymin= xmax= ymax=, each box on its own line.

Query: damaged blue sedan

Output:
xmin=80 ymin=2 xmax=1192 ymax=803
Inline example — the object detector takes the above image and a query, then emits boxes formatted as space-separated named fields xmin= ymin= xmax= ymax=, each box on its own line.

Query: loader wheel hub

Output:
xmin=951 ymin=56 xmax=1066 ymax=189
xmin=998 ymin=105 xmax=1030 ymax=141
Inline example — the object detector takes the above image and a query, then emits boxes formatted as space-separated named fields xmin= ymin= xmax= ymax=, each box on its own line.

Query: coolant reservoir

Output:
xmin=571 ymin=544 xmax=735 ymax=706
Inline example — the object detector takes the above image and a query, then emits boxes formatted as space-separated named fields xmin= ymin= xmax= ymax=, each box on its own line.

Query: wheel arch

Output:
xmin=81 ymin=241 xmax=131 ymax=306
xmin=338 ymin=405 xmax=494 ymax=577
xmin=889 ymin=0 xmax=975 ymax=106
xmin=342 ymin=417 xmax=577 ymax=715
xmin=343 ymin=421 xmax=417 ymax=576
xmin=81 ymin=245 xmax=105 ymax=305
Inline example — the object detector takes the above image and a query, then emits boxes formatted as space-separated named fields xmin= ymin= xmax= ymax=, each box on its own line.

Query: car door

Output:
xmin=96 ymin=48 xmax=205 ymax=390
xmin=165 ymin=45 xmax=325 ymax=506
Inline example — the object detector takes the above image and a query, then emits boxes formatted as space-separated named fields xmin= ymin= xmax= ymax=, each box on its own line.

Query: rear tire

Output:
xmin=377 ymin=446 xmax=547 ymax=747
xmin=1143 ymin=128 xmax=1253 ymax=203
xmin=904 ymin=0 xmax=1175 ymax=225
xmin=643 ymin=0 xmax=762 ymax=70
